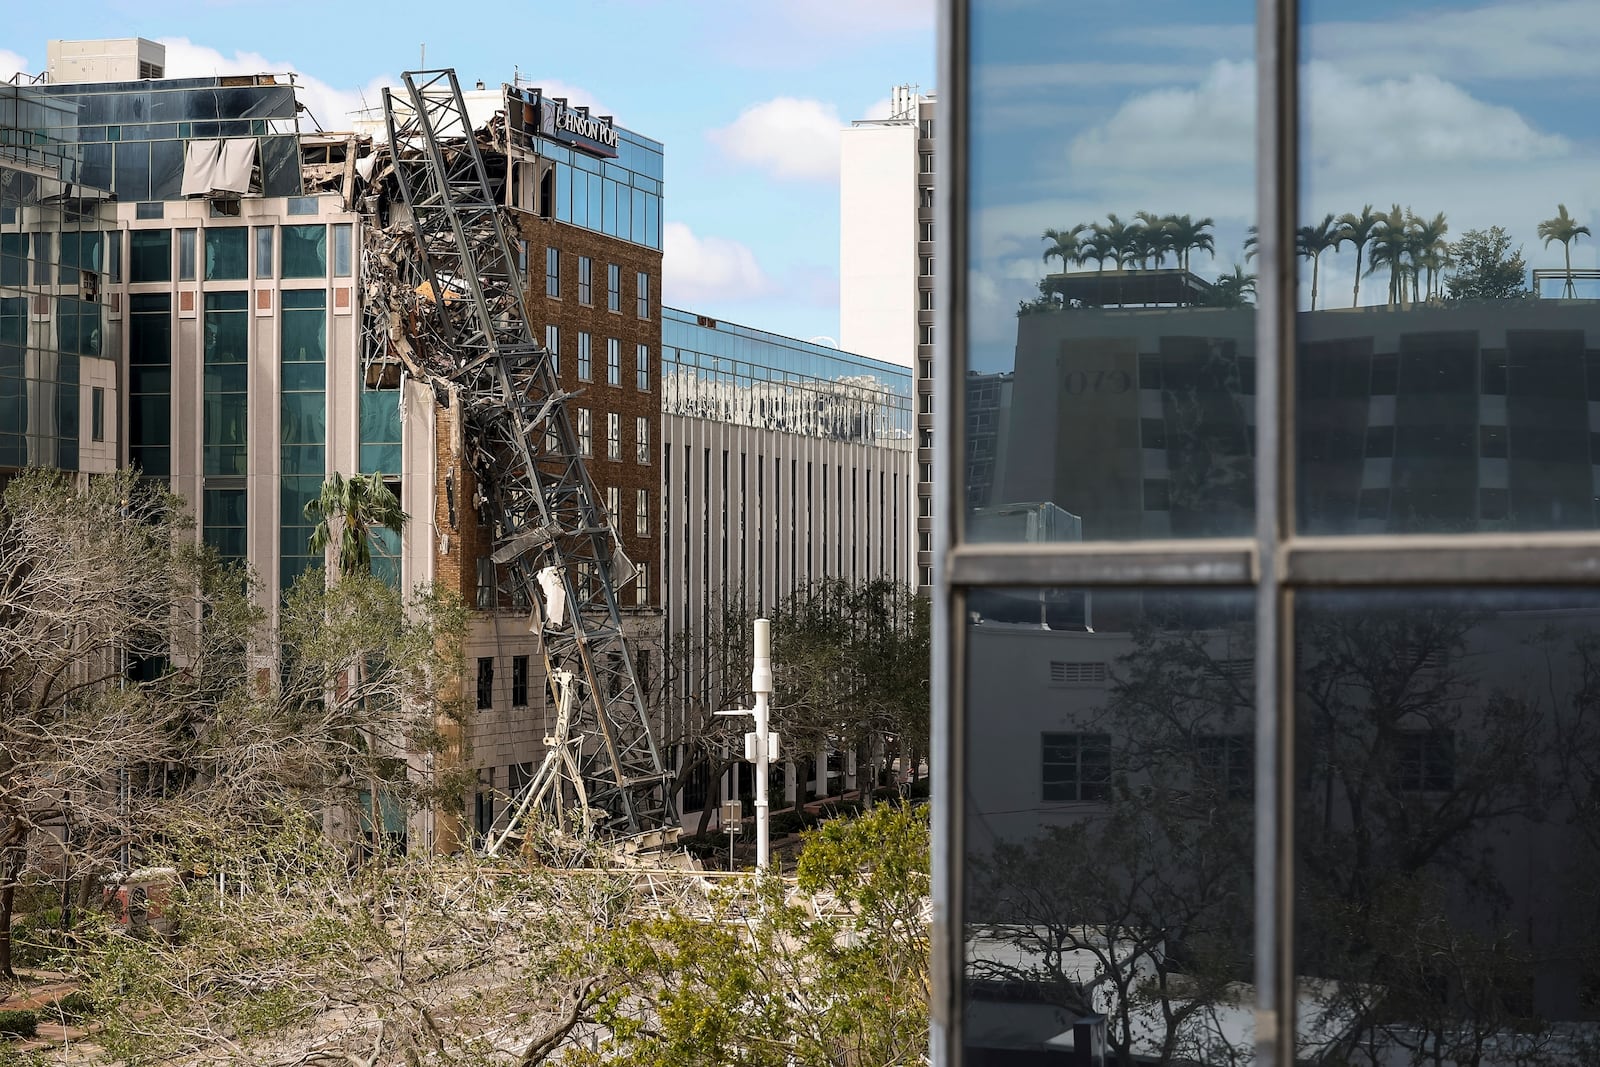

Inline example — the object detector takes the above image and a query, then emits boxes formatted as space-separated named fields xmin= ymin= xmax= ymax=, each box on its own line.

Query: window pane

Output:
xmin=1296 ymin=589 xmax=1600 ymax=1050
xmin=332 ymin=223 xmax=353 ymax=277
xmin=129 ymin=229 xmax=171 ymax=282
xmin=963 ymin=589 xmax=1254 ymax=1063
xmin=1298 ymin=0 xmax=1600 ymax=534
xmin=958 ymin=2 xmax=1255 ymax=541
xmin=204 ymin=227 xmax=247 ymax=280
xmin=281 ymin=224 xmax=327 ymax=278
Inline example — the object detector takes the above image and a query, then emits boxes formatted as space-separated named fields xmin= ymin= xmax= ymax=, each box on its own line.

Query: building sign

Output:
xmin=510 ymin=87 xmax=619 ymax=158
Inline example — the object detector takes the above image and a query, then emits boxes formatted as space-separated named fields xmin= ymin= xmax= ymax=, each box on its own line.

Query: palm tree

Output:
xmin=1337 ymin=204 xmax=1382 ymax=307
xmin=1101 ymin=214 xmax=1135 ymax=270
xmin=1041 ymin=224 xmax=1087 ymax=273
xmin=1078 ymin=228 xmax=1115 ymax=274
xmin=306 ymin=470 xmax=409 ymax=577
xmin=1135 ymin=211 xmax=1177 ymax=268
xmin=1243 ymin=225 xmax=1259 ymax=262
xmin=1297 ymin=213 xmax=1341 ymax=311
xmin=1167 ymin=214 xmax=1216 ymax=274
xmin=1539 ymin=203 xmax=1591 ymax=299
xmin=1207 ymin=265 xmax=1257 ymax=308
xmin=1365 ymin=204 xmax=1411 ymax=308
xmin=1410 ymin=211 xmax=1450 ymax=302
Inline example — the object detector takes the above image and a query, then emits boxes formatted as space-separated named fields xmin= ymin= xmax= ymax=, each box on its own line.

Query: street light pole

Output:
xmin=751 ymin=617 xmax=772 ymax=873
xmin=718 ymin=617 xmax=779 ymax=872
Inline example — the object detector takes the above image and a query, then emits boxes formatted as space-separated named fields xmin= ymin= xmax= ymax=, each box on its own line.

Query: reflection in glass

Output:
xmin=1299 ymin=0 xmax=1600 ymax=535
xmin=965 ymin=1 xmax=1256 ymax=542
xmin=661 ymin=309 xmax=912 ymax=447
xmin=1296 ymin=590 xmax=1600 ymax=1061
xmin=963 ymin=589 xmax=1254 ymax=1064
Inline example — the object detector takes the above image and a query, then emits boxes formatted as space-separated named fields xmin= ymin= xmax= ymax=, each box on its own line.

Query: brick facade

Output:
xmin=517 ymin=211 xmax=664 ymax=608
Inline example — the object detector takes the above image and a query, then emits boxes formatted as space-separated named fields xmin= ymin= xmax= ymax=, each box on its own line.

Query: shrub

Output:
xmin=0 ymin=1010 xmax=38 ymax=1037
xmin=769 ymin=811 xmax=807 ymax=837
xmin=52 ymin=992 xmax=94 ymax=1024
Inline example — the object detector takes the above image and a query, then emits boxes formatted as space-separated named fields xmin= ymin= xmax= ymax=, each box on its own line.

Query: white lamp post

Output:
xmin=718 ymin=617 xmax=779 ymax=871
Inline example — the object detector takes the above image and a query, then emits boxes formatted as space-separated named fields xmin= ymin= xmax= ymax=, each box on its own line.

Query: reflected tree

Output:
xmin=1538 ymin=204 xmax=1591 ymax=299
xmin=1338 ymin=205 xmax=1383 ymax=308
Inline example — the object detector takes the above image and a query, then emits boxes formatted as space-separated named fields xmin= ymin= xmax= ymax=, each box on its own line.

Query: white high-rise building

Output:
xmin=840 ymin=85 xmax=935 ymax=588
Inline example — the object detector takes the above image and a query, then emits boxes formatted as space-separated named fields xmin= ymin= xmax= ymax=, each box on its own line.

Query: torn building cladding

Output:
xmin=316 ymin=72 xmax=675 ymax=843
xmin=32 ymin=74 xmax=304 ymax=201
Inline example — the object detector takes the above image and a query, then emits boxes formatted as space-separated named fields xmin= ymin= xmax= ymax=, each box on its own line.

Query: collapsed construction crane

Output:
xmin=359 ymin=69 xmax=675 ymax=846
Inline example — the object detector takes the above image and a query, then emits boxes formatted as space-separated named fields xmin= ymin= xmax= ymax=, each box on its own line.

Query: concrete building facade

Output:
xmin=660 ymin=308 xmax=915 ymax=812
xmin=840 ymin=85 xmax=935 ymax=588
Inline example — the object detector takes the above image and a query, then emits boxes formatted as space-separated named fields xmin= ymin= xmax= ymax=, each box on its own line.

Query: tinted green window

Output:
xmin=0 ymin=234 xmax=24 ymax=287
xmin=129 ymin=230 xmax=171 ymax=282
xmin=203 ymin=291 xmax=248 ymax=476
xmin=360 ymin=388 xmax=402 ymax=475
xmin=205 ymin=228 xmax=248 ymax=280
xmin=203 ymin=487 xmax=247 ymax=563
xmin=128 ymin=294 xmax=171 ymax=480
xmin=281 ymin=225 xmax=326 ymax=278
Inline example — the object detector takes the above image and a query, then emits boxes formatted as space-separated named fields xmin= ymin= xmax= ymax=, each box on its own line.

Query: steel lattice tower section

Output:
xmin=380 ymin=69 xmax=674 ymax=836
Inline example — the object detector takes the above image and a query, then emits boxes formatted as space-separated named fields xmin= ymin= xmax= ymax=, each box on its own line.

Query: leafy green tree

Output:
xmin=771 ymin=579 xmax=930 ymax=795
xmin=1538 ymin=203 xmax=1591 ymax=298
xmin=1445 ymin=227 xmax=1529 ymax=302
xmin=305 ymin=470 xmax=408 ymax=578
xmin=574 ymin=803 xmax=930 ymax=1067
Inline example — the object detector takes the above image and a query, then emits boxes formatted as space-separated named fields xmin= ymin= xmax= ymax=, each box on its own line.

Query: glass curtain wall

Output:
xmin=939 ymin=1 xmax=1600 ymax=1065
xmin=0 ymin=90 xmax=111 ymax=472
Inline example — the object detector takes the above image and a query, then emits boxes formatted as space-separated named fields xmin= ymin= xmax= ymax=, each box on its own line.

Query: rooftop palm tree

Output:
xmin=1337 ymin=205 xmax=1382 ymax=308
xmin=1365 ymin=204 xmax=1412 ymax=309
xmin=1101 ymin=214 xmax=1136 ymax=270
xmin=1411 ymin=211 xmax=1450 ymax=302
xmin=1538 ymin=203 xmax=1591 ymax=299
xmin=1135 ymin=211 xmax=1177 ymax=269
xmin=1207 ymin=265 xmax=1256 ymax=308
xmin=1078 ymin=228 xmax=1115 ymax=274
xmin=1041 ymin=224 xmax=1088 ymax=273
xmin=306 ymin=471 xmax=409 ymax=578
xmin=1168 ymin=214 xmax=1216 ymax=274
xmin=1297 ymin=213 xmax=1342 ymax=311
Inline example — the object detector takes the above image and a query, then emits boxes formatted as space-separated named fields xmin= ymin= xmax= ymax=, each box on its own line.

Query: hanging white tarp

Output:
xmin=180 ymin=138 xmax=258 ymax=197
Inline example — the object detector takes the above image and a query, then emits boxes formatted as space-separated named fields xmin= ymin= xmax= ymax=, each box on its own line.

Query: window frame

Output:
xmin=927 ymin=2 xmax=1600 ymax=1064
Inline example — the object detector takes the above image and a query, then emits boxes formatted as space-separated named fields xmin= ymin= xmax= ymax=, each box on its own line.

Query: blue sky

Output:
xmin=2 ymin=0 xmax=936 ymax=352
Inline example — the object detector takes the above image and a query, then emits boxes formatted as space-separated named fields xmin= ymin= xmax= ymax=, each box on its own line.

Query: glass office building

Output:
xmin=935 ymin=1 xmax=1600 ymax=1064
xmin=0 ymin=86 xmax=115 ymax=474
xmin=503 ymin=85 xmax=662 ymax=250
xmin=663 ymin=307 xmax=913 ymax=446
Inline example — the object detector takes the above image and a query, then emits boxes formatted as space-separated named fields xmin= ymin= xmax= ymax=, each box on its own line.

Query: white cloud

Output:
xmin=663 ymin=222 xmax=774 ymax=305
xmin=0 ymin=51 xmax=32 ymax=82
xmin=707 ymin=97 xmax=844 ymax=182
xmin=518 ymin=78 xmax=610 ymax=121
xmin=860 ymin=96 xmax=895 ymax=121
xmin=157 ymin=37 xmax=396 ymax=131
xmin=1113 ymin=0 xmax=1600 ymax=85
